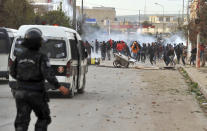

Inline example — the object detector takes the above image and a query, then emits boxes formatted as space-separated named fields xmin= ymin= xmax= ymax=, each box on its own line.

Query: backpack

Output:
xmin=16 ymin=53 xmax=43 ymax=81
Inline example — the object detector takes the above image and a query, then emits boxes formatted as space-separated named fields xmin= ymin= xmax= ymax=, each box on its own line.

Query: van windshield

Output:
xmin=40 ymin=39 xmax=67 ymax=59
xmin=0 ymin=31 xmax=10 ymax=54
xmin=14 ymin=39 xmax=67 ymax=59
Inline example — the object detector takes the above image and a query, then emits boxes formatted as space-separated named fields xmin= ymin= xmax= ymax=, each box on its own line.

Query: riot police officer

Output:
xmin=9 ymin=28 xmax=69 ymax=131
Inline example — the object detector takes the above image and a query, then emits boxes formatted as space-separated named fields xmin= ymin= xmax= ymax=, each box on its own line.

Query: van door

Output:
xmin=78 ymin=40 xmax=88 ymax=91
xmin=0 ymin=28 xmax=10 ymax=78
xmin=73 ymin=33 xmax=82 ymax=89
xmin=69 ymin=36 xmax=80 ymax=90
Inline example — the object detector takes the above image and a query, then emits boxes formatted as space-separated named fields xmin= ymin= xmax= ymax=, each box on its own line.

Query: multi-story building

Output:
xmin=83 ymin=7 xmax=116 ymax=29
xmin=27 ymin=0 xmax=58 ymax=14
xmin=149 ymin=16 xmax=175 ymax=23
xmin=148 ymin=15 xmax=178 ymax=34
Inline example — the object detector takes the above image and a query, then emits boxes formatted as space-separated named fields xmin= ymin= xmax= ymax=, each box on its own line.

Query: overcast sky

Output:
xmin=76 ymin=0 xmax=189 ymax=16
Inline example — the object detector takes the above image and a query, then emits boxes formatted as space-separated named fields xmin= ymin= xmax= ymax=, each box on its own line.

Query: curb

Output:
xmin=182 ymin=67 xmax=207 ymax=99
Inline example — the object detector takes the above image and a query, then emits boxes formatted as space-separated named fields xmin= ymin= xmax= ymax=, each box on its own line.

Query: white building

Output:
xmin=149 ymin=15 xmax=178 ymax=34
xmin=27 ymin=0 xmax=59 ymax=14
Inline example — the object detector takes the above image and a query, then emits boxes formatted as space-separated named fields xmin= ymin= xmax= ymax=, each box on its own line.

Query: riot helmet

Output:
xmin=22 ymin=28 xmax=43 ymax=50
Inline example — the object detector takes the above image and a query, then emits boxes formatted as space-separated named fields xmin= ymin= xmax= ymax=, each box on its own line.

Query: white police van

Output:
xmin=9 ymin=25 xmax=88 ymax=98
xmin=0 ymin=27 xmax=17 ymax=79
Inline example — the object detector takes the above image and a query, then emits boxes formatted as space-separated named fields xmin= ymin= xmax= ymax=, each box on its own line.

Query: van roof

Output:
xmin=0 ymin=27 xmax=17 ymax=33
xmin=6 ymin=28 xmax=18 ymax=33
xmin=17 ymin=25 xmax=81 ymax=40
xmin=0 ymin=27 xmax=18 ymax=37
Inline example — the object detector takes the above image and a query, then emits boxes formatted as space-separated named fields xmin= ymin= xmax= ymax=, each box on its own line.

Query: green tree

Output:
xmin=142 ymin=21 xmax=152 ymax=27
xmin=41 ymin=11 xmax=71 ymax=28
xmin=0 ymin=0 xmax=35 ymax=28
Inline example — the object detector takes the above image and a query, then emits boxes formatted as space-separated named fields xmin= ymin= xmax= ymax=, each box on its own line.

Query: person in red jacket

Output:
xmin=116 ymin=41 xmax=124 ymax=54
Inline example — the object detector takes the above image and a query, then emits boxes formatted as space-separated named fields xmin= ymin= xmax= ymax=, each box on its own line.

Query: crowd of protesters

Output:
xmin=83 ymin=39 xmax=205 ymax=66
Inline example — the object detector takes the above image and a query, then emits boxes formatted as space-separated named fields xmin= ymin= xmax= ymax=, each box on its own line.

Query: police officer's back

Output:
xmin=10 ymin=29 xmax=69 ymax=131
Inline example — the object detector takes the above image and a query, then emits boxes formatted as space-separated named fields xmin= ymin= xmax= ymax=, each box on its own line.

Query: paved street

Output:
xmin=0 ymin=65 xmax=207 ymax=131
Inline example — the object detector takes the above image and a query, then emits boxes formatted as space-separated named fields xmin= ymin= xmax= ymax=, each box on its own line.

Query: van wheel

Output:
xmin=78 ymin=74 xmax=86 ymax=94
xmin=69 ymin=77 xmax=75 ymax=98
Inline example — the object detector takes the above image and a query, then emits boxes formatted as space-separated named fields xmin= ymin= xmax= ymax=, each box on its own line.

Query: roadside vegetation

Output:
xmin=179 ymin=67 xmax=207 ymax=115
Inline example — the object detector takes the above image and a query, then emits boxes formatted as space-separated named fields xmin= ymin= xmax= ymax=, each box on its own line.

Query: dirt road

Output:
xmin=0 ymin=66 xmax=207 ymax=131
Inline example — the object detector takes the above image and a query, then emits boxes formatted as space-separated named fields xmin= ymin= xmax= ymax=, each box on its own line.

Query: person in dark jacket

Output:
xmin=137 ymin=43 xmax=142 ymax=61
xmin=141 ymin=43 xmax=147 ymax=62
xmin=149 ymin=43 xmax=155 ymax=65
xmin=85 ymin=41 xmax=92 ymax=58
xmin=95 ymin=39 xmax=99 ymax=54
xmin=101 ymin=41 xmax=106 ymax=60
xmin=175 ymin=45 xmax=182 ymax=64
xmin=106 ymin=41 xmax=111 ymax=60
xmin=190 ymin=48 xmax=197 ymax=65
xmin=10 ymin=28 xmax=69 ymax=131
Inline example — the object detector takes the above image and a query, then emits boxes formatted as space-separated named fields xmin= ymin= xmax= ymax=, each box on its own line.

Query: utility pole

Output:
xmin=196 ymin=0 xmax=201 ymax=68
xmin=81 ymin=0 xmax=84 ymax=34
xmin=108 ymin=19 xmax=111 ymax=35
xmin=144 ymin=0 xmax=147 ymax=20
xmin=73 ymin=0 xmax=77 ymax=30
xmin=155 ymin=3 xmax=164 ymax=33
xmin=182 ymin=0 xmax=185 ymax=24
xmin=139 ymin=10 xmax=141 ymax=29
xmin=81 ymin=0 xmax=83 ymax=24
xmin=186 ymin=0 xmax=191 ymax=60
xmin=186 ymin=0 xmax=190 ymax=47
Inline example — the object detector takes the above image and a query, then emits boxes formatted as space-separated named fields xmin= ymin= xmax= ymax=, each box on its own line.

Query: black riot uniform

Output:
xmin=10 ymin=29 xmax=61 ymax=131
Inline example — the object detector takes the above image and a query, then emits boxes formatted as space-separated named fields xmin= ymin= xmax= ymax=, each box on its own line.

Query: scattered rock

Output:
xmin=191 ymin=111 xmax=202 ymax=113
xmin=152 ymin=102 xmax=156 ymax=104
xmin=106 ymin=119 xmax=110 ymax=122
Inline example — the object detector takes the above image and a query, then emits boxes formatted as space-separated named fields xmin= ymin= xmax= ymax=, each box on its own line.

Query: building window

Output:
xmin=166 ymin=17 xmax=170 ymax=22
xmin=159 ymin=17 xmax=163 ymax=22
